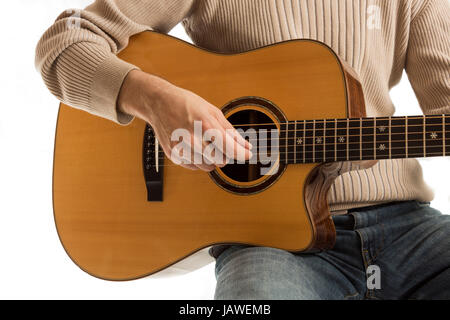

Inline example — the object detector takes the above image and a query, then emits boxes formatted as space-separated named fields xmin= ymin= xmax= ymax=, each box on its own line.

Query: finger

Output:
xmin=208 ymin=120 xmax=252 ymax=162
xmin=170 ymin=140 xmax=195 ymax=166
xmin=217 ymin=154 xmax=230 ymax=168
xmin=197 ymin=135 xmax=218 ymax=165
xmin=157 ymin=134 xmax=183 ymax=166
xmin=203 ymin=127 xmax=232 ymax=167
xmin=202 ymin=141 xmax=227 ymax=167
xmin=183 ymin=135 xmax=221 ymax=170
xmin=171 ymin=133 xmax=205 ymax=166
xmin=194 ymin=157 xmax=217 ymax=172
xmin=179 ymin=163 xmax=198 ymax=171
xmin=156 ymin=126 xmax=193 ymax=166
xmin=224 ymin=129 xmax=253 ymax=161
xmin=216 ymin=112 xmax=253 ymax=150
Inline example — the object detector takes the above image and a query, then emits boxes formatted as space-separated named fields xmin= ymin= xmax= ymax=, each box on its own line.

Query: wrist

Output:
xmin=117 ymin=69 xmax=146 ymax=118
xmin=118 ymin=70 xmax=176 ymax=124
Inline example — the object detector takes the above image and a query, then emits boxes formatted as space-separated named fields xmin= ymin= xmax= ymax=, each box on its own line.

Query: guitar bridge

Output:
xmin=143 ymin=124 xmax=164 ymax=202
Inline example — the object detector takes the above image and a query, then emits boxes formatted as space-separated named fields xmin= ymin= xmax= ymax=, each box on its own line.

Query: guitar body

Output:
xmin=53 ymin=32 xmax=366 ymax=280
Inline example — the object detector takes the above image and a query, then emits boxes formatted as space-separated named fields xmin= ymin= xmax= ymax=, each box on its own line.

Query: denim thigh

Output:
xmin=213 ymin=201 xmax=450 ymax=300
xmin=350 ymin=201 xmax=450 ymax=299
xmin=214 ymin=214 xmax=367 ymax=300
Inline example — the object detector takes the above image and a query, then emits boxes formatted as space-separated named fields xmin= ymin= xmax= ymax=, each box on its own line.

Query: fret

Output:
xmin=406 ymin=117 xmax=408 ymax=158
xmin=443 ymin=115 xmax=446 ymax=156
xmin=312 ymin=120 xmax=316 ymax=163
xmin=407 ymin=116 xmax=425 ymax=158
xmin=423 ymin=116 xmax=426 ymax=157
xmin=359 ymin=119 xmax=362 ymax=160
xmin=425 ymin=116 xmax=444 ymax=157
xmin=334 ymin=119 xmax=338 ymax=161
xmin=287 ymin=121 xmax=296 ymax=164
xmin=348 ymin=119 xmax=361 ymax=161
xmin=304 ymin=120 xmax=314 ymax=163
xmin=374 ymin=117 xmax=390 ymax=160
xmin=389 ymin=117 xmax=392 ymax=159
xmin=279 ymin=122 xmax=288 ymax=164
xmin=293 ymin=121 xmax=297 ymax=163
xmin=446 ymin=115 xmax=450 ymax=156
xmin=336 ymin=119 xmax=347 ymax=161
xmin=325 ymin=119 xmax=336 ymax=162
xmin=374 ymin=118 xmax=377 ymax=160
xmin=303 ymin=120 xmax=307 ymax=163
xmin=323 ymin=120 xmax=327 ymax=162
xmin=294 ymin=120 xmax=305 ymax=164
xmin=347 ymin=119 xmax=350 ymax=161
xmin=390 ymin=117 xmax=406 ymax=159
xmin=314 ymin=120 xmax=325 ymax=163
xmin=361 ymin=118 xmax=375 ymax=160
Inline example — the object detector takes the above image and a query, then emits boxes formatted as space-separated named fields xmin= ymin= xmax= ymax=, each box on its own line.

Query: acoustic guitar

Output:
xmin=53 ymin=31 xmax=449 ymax=281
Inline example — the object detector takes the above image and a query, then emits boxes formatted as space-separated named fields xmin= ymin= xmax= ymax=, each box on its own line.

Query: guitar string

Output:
xmin=146 ymin=119 xmax=450 ymax=166
xmin=150 ymin=141 xmax=449 ymax=159
xmin=147 ymin=132 xmax=450 ymax=153
xmin=145 ymin=149 xmax=450 ymax=168
xmin=210 ymin=123 xmax=447 ymax=133
xmin=147 ymin=142 xmax=449 ymax=167
xmin=141 ymin=152 xmax=449 ymax=190
xmin=147 ymin=124 xmax=450 ymax=138
xmin=232 ymin=122 xmax=450 ymax=130
xmin=148 ymin=141 xmax=450 ymax=158
xmin=155 ymin=114 xmax=450 ymax=130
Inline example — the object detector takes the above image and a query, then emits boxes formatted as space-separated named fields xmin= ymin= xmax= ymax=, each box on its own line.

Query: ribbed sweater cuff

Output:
xmin=90 ymin=53 xmax=139 ymax=125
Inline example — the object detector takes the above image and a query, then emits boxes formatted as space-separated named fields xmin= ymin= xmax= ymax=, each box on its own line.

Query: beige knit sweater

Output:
xmin=36 ymin=0 xmax=450 ymax=211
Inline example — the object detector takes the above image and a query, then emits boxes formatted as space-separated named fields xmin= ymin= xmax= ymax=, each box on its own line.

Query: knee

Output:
xmin=214 ymin=246 xmax=303 ymax=300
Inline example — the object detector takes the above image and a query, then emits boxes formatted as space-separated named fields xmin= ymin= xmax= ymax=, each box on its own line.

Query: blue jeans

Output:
xmin=213 ymin=201 xmax=450 ymax=299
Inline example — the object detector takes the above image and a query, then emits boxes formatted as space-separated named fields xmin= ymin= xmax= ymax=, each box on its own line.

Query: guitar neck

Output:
xmin=279 ymin=114 xmax=450 ymax=164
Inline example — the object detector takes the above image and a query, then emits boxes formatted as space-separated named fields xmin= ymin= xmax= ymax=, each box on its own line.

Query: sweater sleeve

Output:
xmin=405 ymin=0 xmax=450 ymax=115
xmin=35 ymin=0 xmax=196 ymax=125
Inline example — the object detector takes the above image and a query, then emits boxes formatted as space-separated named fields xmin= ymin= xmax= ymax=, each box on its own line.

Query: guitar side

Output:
xmin=53 ymin=32 xmax=366 ymax=280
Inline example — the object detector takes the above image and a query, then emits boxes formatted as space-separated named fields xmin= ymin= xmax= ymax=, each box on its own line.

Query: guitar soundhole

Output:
xmin=209 ymin=96 xmax=288 ymax=195
xmin=222 ymin=110 xmax=277 ymax=183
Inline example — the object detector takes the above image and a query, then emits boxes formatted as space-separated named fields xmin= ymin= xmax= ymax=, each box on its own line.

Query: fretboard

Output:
xmin=279 ymin=115 xmax=450 ymax=164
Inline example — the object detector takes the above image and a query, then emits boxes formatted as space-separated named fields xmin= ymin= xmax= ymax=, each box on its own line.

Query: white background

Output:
xmin=0 ymin=0 xmax=448 ymax=300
